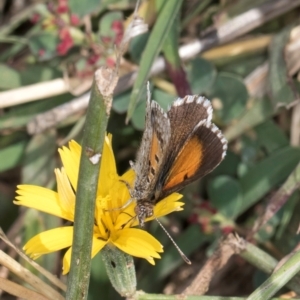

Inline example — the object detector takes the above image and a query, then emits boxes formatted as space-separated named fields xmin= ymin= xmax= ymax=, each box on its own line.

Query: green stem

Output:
xmin=240 ymin=240 xmax=300 ymax=294
xmin=247 ymin=247 xmax=300 ymax=300
xmin=65 ymin=67 xmax=117 ymax=300
xmin=137 ymin=294 xmax=295 ymax=300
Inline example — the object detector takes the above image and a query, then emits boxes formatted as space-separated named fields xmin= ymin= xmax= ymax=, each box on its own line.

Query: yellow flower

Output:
xmin=14 ymin=134 xmax=184 ymax=274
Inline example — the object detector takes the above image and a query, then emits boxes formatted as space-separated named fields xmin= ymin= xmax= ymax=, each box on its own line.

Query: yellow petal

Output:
xmin=104 ymin=177 xmax=132 ymax=223
xmin=58 ymin=140 xmax=81 ymax=191
xmin=61 ymin=236 xmax=107 ymax=275
xmin=91 ymin=236 xmax=107 ymax=258
xmin=145 ymin=257 xmax=156 ymax=265
xmin=120 ymin=169 xmax=135 ymax=187
xmin=14 ymin=185 xmax=73 ymax=221
xmin=114 ymin=205 xmax=136 ymax=229
xmin=98 ymin=135 xmax=118 ymax=196
xmin=154 ymin=193 xmax=184 ymax=219
xmin=55 ymin=168 xmax=75 ymax=218
xmin=62 ymin=247 xmax=72 ymax=275
xmin=115 ymin=193 xmax=184 ymax=228
xmin=113 ymin=228 xmax=163 ymax=261
xmin=24 ymin=226 xmax=73 ymax=258
xmin=118 ymin=168 xmax=135 ymax=207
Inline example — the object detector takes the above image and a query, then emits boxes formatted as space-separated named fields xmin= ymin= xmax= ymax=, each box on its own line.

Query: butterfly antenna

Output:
xmin=155 ymin=217 xmax=191 ymax=265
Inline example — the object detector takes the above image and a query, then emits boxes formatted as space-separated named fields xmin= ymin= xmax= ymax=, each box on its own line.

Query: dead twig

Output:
xmin=183 ymin=233 xmax=244 ymax=295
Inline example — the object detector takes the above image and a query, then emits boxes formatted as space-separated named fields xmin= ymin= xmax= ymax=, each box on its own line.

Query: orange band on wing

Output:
xmin=147 ymin=130 xmax=161 ymax=181
xmin=163 ymin=136 xmax=203 ymax=190
xmin=150 ymin=131 xmax=159 ymax=165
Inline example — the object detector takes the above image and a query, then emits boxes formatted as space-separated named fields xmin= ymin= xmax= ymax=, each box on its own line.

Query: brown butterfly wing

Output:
xmin=167 ymin=95 xmax=213 ymax=154
xmin=156 ymin=96 xmax=227 ymax=201
xmin=159 ymin=121 xmax=227 ymax=199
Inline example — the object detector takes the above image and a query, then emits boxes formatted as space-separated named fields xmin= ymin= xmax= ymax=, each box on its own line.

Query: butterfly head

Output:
xmin=134 ymin=200 xmax=154 ymax=227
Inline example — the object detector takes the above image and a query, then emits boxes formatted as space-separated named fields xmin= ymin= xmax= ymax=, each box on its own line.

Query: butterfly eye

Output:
xmin=146 ymin=211 xmax=153 ymax=218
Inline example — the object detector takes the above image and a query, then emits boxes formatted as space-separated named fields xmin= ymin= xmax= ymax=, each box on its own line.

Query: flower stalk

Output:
xmin=65 ymin=67 xmax=117 ymax=300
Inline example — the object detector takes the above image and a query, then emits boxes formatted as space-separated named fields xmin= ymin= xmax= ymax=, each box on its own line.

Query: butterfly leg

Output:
xmin=119 ymin=211 xmax=137 ymax=229
xmin=105 ymin=179 xmax=134 ymax=212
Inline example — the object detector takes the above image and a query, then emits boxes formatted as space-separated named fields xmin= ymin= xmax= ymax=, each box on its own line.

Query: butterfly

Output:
xmin=129 ymin=88 xmax=227 ymax=227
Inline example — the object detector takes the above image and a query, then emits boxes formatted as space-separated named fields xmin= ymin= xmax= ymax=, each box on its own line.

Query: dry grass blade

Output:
xmin=0 ymin=79 xmax=70 ymax=109
xmin=0 ymin=228 xmax=66 ymax=292
xmin=183 ymin=233 xmax=244 ymax=296
xmin=0 ymin=277 xmax=50 ymax=300
xmin=0 ymin=249 xmax=64 ymax=300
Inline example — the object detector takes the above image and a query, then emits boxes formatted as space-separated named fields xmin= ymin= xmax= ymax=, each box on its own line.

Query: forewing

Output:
xmin=132 ymin=99 xmax=171 ymax=199
xmin=167 ymin=95 xmax=213 ymax=154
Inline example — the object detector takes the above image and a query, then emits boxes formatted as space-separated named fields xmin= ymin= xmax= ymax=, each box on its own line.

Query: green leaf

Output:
xmin=69 ymin=0 xmax=101 ymax=18
xmin=237 ymin=147 xmax=300 ymax=218
xmin=220 ymin=54 xmax=267 ymax=77
xmin=187 ymin=57 xmax=217 ymax=95
xmin=22 ymin=132 xmax=56 ymax=186
xmin=161 ymin=17 xmax=180 ymax=68
xmin=224 ymin=97 xmax=273 ymax=142
xmin=239 ymin=135 xmax=261 ymax=165
xmin=208 ymin=175 xmax=243 ymax=219
xmin=28 ymin=32 xmax=59 ymax=60
xmin=131 ymin=100 xmax=146 ymax=130
xmin=209 ymin=72 xmax=248 ymax=124
xmin=112 ymin=91 xmax=131 ymax=114
xmin=153 ymin=88 xmax=176 ymax=110
xmin=162 ymin=15 xmax=192 ymax=96
xmin=129 ymin=32 xmax=150 ymax=64
xmin=0 ymin=63 xmax=61 ymax=90
xmin=127 ymin=0 xmax=184 ymax=122
xmin=255 ymin=119 xmax=289 ymax=154
xmin=20 ymin=65 xmax=61 ymax=85
xmin=98 ymin=11 xmax=123 ymax=39
xmin=211 ymin=150 xmax=240 ymax=177
xmin=0 ymin=140 xmax=27 ymax=172
xmin=0 ymin=64 xmax=21 ymax=89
